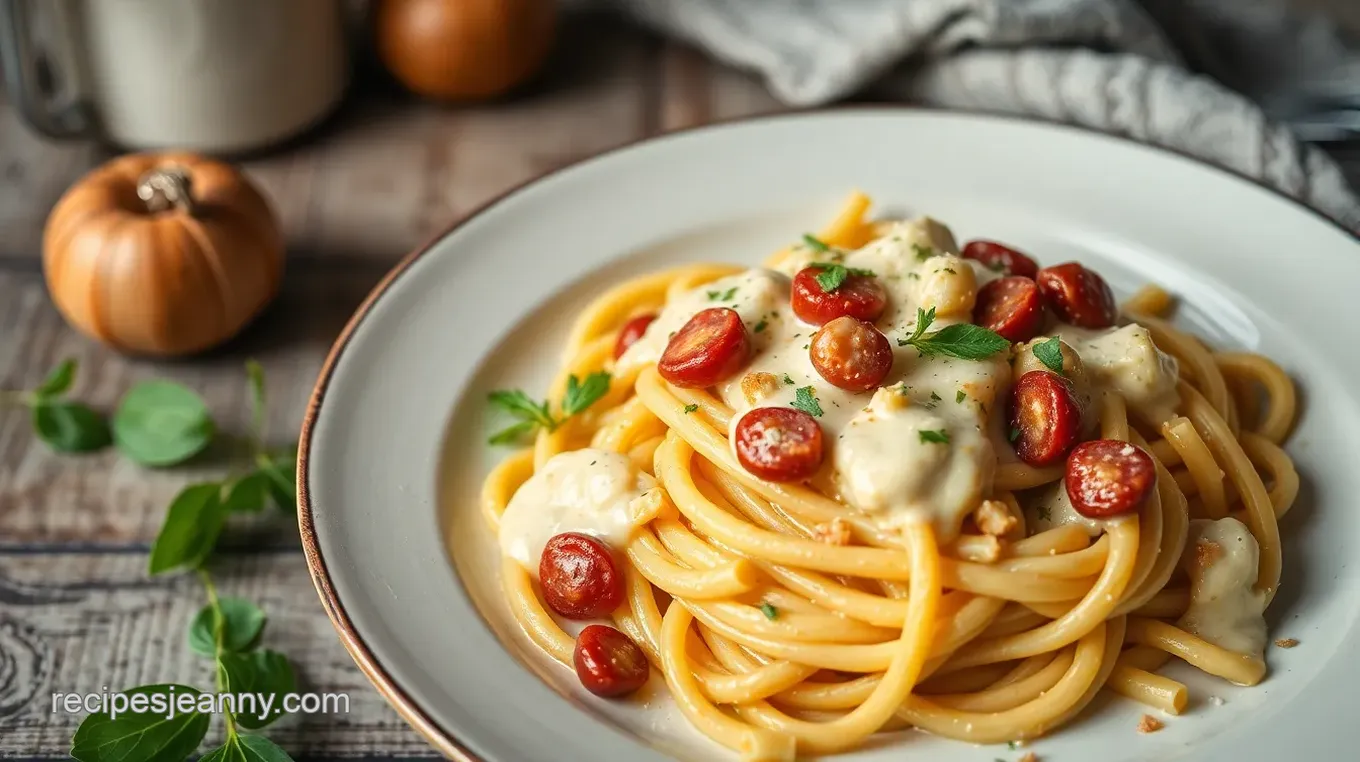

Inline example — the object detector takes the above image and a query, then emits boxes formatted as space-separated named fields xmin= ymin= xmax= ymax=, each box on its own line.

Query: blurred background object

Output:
xmin=0 ymin=0 xmax=351 ymax=153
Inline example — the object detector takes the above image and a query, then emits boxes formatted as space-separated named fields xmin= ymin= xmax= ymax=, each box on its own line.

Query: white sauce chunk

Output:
xmin=1054 ymin=324 xmax=1180 ymax=426
xmin=498 ymin=449 xmax=657 ymax=576
xmin=1177 ymin=517 xmax=1269 ymax=660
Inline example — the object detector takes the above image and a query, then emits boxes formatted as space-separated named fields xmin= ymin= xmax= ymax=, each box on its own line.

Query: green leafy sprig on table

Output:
xmin=3 ymin=359 xmax=302 ymax=762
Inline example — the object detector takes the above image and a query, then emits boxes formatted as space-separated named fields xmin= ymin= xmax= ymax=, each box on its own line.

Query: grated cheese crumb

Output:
xmin=1208 ymin=695 xmax=1225 ymax=706
xmin=974 ymin=499 xmax=1019 ymax=537
xmin=1137 ymin=714 xmax=1164 ymax=734
xmin=813 ymin=518 xmax=852 ymax=546
xmin=741 ymin=372 xmax=780 ymax=405
xmin=1274 ymin=638 xmax=1299 ymax=648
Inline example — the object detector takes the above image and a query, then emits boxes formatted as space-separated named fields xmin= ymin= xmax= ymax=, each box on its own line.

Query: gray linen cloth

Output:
xmin=592 ymin=0 xmax=1360 ymax=232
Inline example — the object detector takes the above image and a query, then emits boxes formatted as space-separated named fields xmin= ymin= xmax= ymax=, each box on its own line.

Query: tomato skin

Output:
xmin=1036 ymin=262 xmax=1117 ymax=329
xmin=573 ymin=624 xmax=649 ymax=698
xmin=974 ymin=276 xmax=1045 ymax=342
xmin=614 ymin=314 xmax=656 ymax=359
xmin=791 ymin=267 xmax=887 ymax=326
xmin=734 ymin=407 xmax=824 ymax=482
xmin=1065 ymin=440 xmax=1157 ymax=518
xmin=657 ymin=308 xmax=751 ymax=388
xmin=539 ymin=533 xmax=625 ymax=620
xmin=962 ymin=240 xmax=1039 ymax=279
xmin=809 ymin=316 xmax=894 ymax=392
xmin=1009 ymin=370 xmax=1083 ymax=467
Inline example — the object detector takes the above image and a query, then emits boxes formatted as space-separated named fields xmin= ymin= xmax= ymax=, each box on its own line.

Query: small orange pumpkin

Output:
xmin=375 ymin=0 xmax=557 ymax=102
xmin=42 ymin=153 xmax=284 ymax=357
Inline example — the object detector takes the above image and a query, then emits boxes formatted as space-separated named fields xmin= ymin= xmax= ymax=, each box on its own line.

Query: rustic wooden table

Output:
xmin=0 ymin=9 xmax=1357 ymax=761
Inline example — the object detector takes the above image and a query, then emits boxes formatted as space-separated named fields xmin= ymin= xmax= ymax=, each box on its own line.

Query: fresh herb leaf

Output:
xmin=706 ymin=290 xmax=720 ymax=300
xmin=912 ymin=244 xmax=934 ymax=261
xmin=562 ymin=372 xmax=611 ymax=417
xmin=69 ymin=684 xmax=209 ymax=762
xmin=220 ymin=650 xmax=295 ymax=729
xmin=148 ymin=483 xmax=228 ymax=575
xmin=255 ymin=451 xmax=296 ymax=512
xmin=223 ymin=472 xmax=270 ymax=514
xmin=919 ymin=429 xmax=950 ymax=444
xmin=956 ymin=390 xmax=967 ymax=404
xmin=487 ymin=389 xmax=556 ymax=444
xmin=1033 ymin=336 xmax=1065 ymax=375
xmin=488 ymin=420 xmax=537 ymax=446
xmin=113 ymin=381 xmax=215 ymax=466
xmin=898 ymin=310 xmax=1009 ymax=360
xmin=782 ymin=374 xmax=795 ymax=385
xmin=34 ymin=358 xmax=77 ymax=398
xmin=811 ymin=262 xmax=875 ymax=293
xmin=759 ymin=602 xmax=779 ymax=620
xmin=201 ymin=735 xmax=295 ymax=762
xmin=930 ymin=391 xmax=942 ymax=402
xmin=791 ymin=386 xmax=823 ymax=417
xmin=802 ymin=234 xmax=829 ymax=252
xmin=753 ymin=319 xmax=768 ymax=333
xmin=189 ymin=597 xmax=266 ymax=657
xmin=683 ymin=404 xmax=699 ymax=414
xmin=32 ymin=401 xmax=111 ymax=452
xmin=1009 ymin=426 xmax=1021 ymax=442
xmin=706 ymin=286 xmax=738 ymax=302
xmin=1037 ymin=505 xmax=1053 ymax=521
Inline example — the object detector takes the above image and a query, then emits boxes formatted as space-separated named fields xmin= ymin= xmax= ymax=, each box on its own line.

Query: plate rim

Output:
xmin=294 ymin=105 xmax=1360 ymax=761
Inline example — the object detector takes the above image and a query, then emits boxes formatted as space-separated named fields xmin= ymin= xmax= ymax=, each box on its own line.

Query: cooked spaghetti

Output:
xmin=479 ymin=193 xmax=1298 ymax=760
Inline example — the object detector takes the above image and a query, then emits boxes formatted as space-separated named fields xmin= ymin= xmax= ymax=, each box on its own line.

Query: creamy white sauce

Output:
xmin=498 ymin=449 xmax=658 ymax=576
xmin=1053 ymin=323 xmax=1180 ymax=426
xmin=1023 ymin=478 xmax=1108 ymax=537
xmin=1177 ymin=517 xmax=1269 ymax=660
xmin=622 ymin=219 xmax=1008 ymax=539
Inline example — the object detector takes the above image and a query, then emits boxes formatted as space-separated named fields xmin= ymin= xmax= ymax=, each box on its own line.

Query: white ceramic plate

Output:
xmin=299 ymin=110 xmax=1360 ymax=762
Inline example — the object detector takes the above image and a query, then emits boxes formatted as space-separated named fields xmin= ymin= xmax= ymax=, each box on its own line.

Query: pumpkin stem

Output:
xmin=136 ymin=166 xmax=195 ymax=215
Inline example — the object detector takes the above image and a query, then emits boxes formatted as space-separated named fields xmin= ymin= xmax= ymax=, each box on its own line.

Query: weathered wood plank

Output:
xmin=0 ymin=551 xmax=440 ymax=758
xmin=0 ymin=265 xmax=386 ymax=546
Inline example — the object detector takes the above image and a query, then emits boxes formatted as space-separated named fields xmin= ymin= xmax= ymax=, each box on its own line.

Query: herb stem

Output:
xmin=199 ymin=567 xmax=239 ymax=739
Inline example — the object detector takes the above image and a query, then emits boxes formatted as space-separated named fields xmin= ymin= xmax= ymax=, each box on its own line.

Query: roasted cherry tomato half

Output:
xmin=1065 ymin=440 xmax=1157 ymax=518
xmin=614 ymin=313 xmax=657 ymax=359
xmin=657 ymin=308 xmax=751 ymax=388
xmin=791 ymin=266 xmax=887 ymax=326
xmin=809 ymin=316 xmax=894 ymax=392
xmin=734 ymin=407 xmax=824 ymax=482
xmin=539 ymin=533 xmax=625 ymax=620
xmin=962 ymin=240 xmax=1039 ymax=279
xmin=1009 ymin=370 xmax=1083 ymax=467
xmin=974 ymin=276 xmax=1045 ymax=343
xmin=1036 ymin=262 xmax=1117 ymax=329
xmin=574 ymin=624 xmax=649 ymax=698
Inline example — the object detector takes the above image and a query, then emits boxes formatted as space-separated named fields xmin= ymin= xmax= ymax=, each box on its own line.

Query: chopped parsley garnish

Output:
xmin=912 ymin=244 xmax=934 ymax=261
xmin=683 ymin=403 xmax=699 ymax=414
xmin=754 ymin=319 xmax=768 ymax=333
xmin=1037 ymin=505 xmax=1052 ymax=521
xmin=906 ymin=272 xmax=920 ymax=280
xmin=919 ymin=429 xmax=950 ymax=444
xmin=942 ymin=267 xmax=956 ymax=274
xmin=782 ymin=374 xmax=796 ymax=385
xmin=896 ymin=307 xmax=1010 ymax=360
xmin=1009 ymin=426 xmax=1021 ymax=442
xmin=759 ymin=602 xmax=779 ymax=620
xmin=791 ymin=386 xmax=823 ymax=417
xmin=930 ymin=391 xmax=942 ymax=402
xmin=956 ymin=390 xmax=967 ymax=404
xmin=706 ymin=286 xmax=739 ymax=302
xmin=802 ymin=234 xmax=830 ymax=252
xmin=1033 ymin=336 xmax=1065 ymax=375
xmin=811 ymin=262 xmax=875 ymax=293
xmin=487 ymin=372 xmax=611 ymax=445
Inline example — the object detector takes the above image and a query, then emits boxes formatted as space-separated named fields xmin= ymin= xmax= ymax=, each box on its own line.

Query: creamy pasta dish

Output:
xmin=480 ymin=193 xmax=1298 ymax=760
